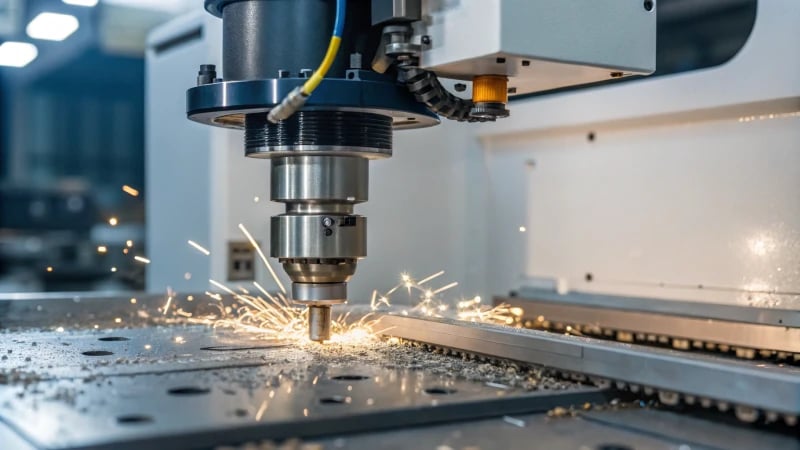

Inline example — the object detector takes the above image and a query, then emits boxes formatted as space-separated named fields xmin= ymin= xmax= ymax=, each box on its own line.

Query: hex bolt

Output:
xmin=421 ymin=35 xmax=431 ymax=45
xmin=322 ymin=217 xmax=334 ymax=227
xmin=278 ymin=70 xmax=291 ymax=78
xmin=197 ymin=64 xmax=216 ymax=86
xmin=300 ymin=69 xmax=313 ymax=78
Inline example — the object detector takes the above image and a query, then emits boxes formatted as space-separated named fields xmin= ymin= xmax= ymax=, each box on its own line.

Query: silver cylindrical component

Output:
xmin=283 ymin=261 xmax=356 ymax=285
xmin=270 ymin=215 xmax=366 ymax=259
xmin=249 ymin=110 xmax=392 ymax=341
xmin=308 ymin=305 xmax=333 ymax=342
xmin=271 ymin=156 xmax=368 ymax=203
xmin=293 ymin=282 xmax=348 ymax=303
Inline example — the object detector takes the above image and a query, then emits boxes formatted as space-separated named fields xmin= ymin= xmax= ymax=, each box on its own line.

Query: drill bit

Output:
xmin=308 ymin=306 xmax=332 ymax=342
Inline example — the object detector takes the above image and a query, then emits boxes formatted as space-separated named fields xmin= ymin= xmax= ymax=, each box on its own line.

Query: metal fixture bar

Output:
xmin=496 ymin=289 xmax=800 ymax=355
xmin=379 ymin=315 xmax=800 ymax=416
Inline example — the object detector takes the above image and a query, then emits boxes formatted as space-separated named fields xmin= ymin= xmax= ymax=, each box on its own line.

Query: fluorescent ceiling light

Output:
xmin=0 ymin=41 xmax=39 ymax=68
xmin=63 ymin=0 xmax=99 ymax=6
xmin=26 ymin=13 xmax=80 ymax=41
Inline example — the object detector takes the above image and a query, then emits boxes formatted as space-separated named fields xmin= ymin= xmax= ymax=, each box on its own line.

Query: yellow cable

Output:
xmin=301 ymin=36 xmax=342 ymax=95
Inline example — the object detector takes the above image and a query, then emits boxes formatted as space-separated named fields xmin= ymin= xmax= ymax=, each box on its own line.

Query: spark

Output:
xmin=130 ymin=298 xmax=137 ymax=304
xmin=114 ymin=317 xmax=122 ymax=323
xmin=433 ymin=282 xmax=458 ymax=295
xmin=144 ymin=344 xmax=152 ymax=350
xmin=238 ymin=223 xmax=286 ymax=294
xmin=109 ymin=217 xmax=118 ymax=226
xmin=126 ymin=240 xmax=133 ymax=248
xmin=187 ymin=240 xmax=211 ymax=256
xmin=417 ymin=270 xmax=445 ymax=286
xmin=122 ymin=185 xmax=140 ymax=197
xmin=253 ymin=281 xmax=271 ymax=298
xmin=123 ymin=248 xmax=129 ymax=254
xmin=187 ymin=295 xmax=194 ymax=301
xmin=384 ymin=282 xmax=403 ymax=296
xmin=184 ymin=272 xmax=192 ymax=280
xmin=46 ymin=266 xmax=53 ymax=273
xmin=519 ymin=226 xmax=527 ymax=233
xmin=56 ymin=326 xmax=64 ymax=332
xmin=162 ymin=296 xmax=173 ymax=315
xmin=167 ymin=240 xmax=514 ymax=345
xmin=255 ymin=400 xmax=268 ymax=421
xmin=134 ymin=256 xmax=151 ymax=264
xmin=174 ymin=336 xmax=185 ymax=344
xmin=97 ymin=245 xmax=108 ymax=254
xmin=110 ymin=267 xmax=118 ymax=273
xmin=209 ymin=279 xmax=235 ymax=295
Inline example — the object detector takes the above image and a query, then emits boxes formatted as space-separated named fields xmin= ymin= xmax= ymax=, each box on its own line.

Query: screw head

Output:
xmin=454 ymin=83 xmax=467 ymax=92
xmin=322 ymin=217 xmax=334 ymax=227
xmin=421 ymin=35 xmax=431 ymax=45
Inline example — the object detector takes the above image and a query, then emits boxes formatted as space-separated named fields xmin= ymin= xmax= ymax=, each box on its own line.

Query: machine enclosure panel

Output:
xmin=421 ymin=0 xmax=656 ymax=94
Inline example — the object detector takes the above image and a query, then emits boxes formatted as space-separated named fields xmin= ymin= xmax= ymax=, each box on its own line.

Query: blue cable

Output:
xmin=333 ymin=0 xmax=346 ymax=37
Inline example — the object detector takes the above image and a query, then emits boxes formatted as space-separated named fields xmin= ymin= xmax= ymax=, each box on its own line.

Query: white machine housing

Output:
xmin=420 ymin=0 xmax=656 ymax=94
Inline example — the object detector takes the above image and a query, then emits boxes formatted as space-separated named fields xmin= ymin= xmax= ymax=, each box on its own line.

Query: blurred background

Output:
xmin=0 ymin=0 xmax=756 ymax=294
xmin=0 ymin=0 xmax=196 ymax=292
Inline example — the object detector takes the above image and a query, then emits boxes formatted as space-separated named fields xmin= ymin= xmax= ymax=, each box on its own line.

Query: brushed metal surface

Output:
xmin=271 ymin=214 xmax=366 ymax=259
xmin=0 ymin=324 xmax=606 ymax=450
xmin=380 ymin=316 xmax=800 ymax=416
xmin=499 ymin=290 xmax=800 ymax=354
xmin=272 ymin=156 xmax=368 ymax=204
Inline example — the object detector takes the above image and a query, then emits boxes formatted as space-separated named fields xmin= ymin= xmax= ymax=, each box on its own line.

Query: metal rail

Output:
xmin=495 ymin=290 xmax=800 ymax=356
xmin=379 ymin=315 xmax=800 ymax=422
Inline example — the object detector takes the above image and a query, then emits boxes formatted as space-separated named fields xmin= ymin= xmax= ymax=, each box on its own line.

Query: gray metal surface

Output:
xmin=0 ymin=325 xmax=607 ymax=450
xmin=580 ymin=409 xmax=799 ymax=450
xmin=515 ymin=288 xmax=800 ymax=326
xmin=379 ymin=315 xmax=800 ymax=417
xmin=502 ymin=289 xmax=800 ymax=354
xmin=0 ymin=292 xmax=200 ymax=330
xmin=0 ymin=326 xmax=279 ymax=379
xmin=309 ymin=408 xmax=799 ymax=450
